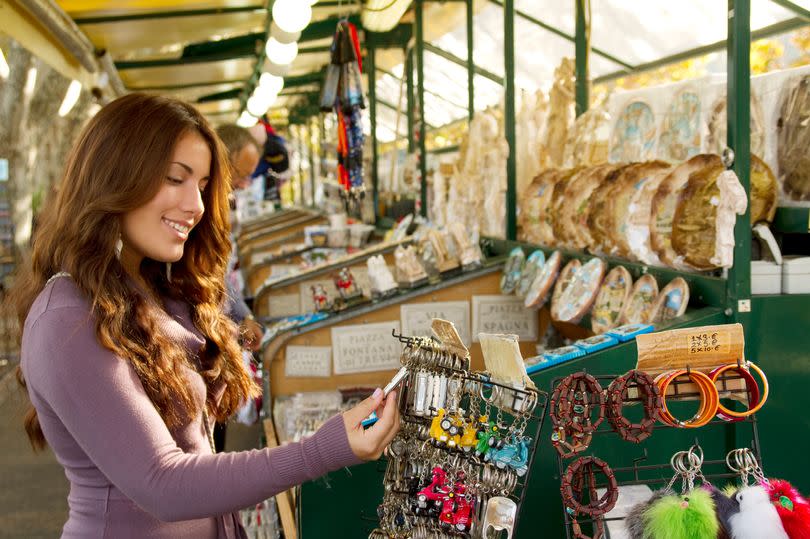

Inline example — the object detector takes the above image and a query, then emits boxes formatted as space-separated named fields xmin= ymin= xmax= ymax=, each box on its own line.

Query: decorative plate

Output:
xmin=590 ymin=266 xmax=633 ymax=334
xmin=516 ymin=250 xmax=546 ymax=298
xmin=777 ymin=75 xmax=810 ymax=201
xmin=551 ymin=258 xmax=607 ymax=323
xmin=620 ymin=274 xmax=659 ymax=325
xmin=550 ymin=258 xmax=581 ymax=311
xmin=500 ymin=247 xmax=526 ymax=294
xmin=651 ymin=277 xmax=690 ymax=325
xmin=609 ymin=101 xmax=656 ymax=163
xmin=659 ymin=89 xmax=701 ymax=162
xmin=524 ymin=251 xmax=562 ymax=309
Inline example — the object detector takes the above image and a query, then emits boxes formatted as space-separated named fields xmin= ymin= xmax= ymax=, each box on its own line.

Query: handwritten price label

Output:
xmin=686 ymin=331 xmax=730 ymax=356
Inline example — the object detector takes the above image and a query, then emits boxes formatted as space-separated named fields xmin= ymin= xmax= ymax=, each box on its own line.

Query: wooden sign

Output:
xmin=401 ymin=301 xmax=470 ymax=345
xmin=331 ymin=321 xmax=402 ymax=374
xmin=284 ymin=346 xmax=331 ymax=378
xmin=472 ymin=295 xmax=538 ymax=342
xmin=268 ymin=293 xmax=301 ymax=318
xmin=636 ymin=323 xmax=745 ymax=376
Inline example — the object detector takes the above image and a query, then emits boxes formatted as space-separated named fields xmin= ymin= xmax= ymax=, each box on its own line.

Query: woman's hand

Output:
xmin=342 ymin=388 xmax=401 ymax=461
xmin=238 ymin=318 xmax=263 ymax=352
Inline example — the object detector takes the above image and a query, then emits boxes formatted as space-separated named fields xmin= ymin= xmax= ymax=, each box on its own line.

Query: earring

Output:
xmin=115 ymin=237 xmax=123 ymax=259
xmin=166 ymin=262 xmax=172 ymax=282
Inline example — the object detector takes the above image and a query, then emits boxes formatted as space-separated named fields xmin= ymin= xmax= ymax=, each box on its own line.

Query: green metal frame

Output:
xmin=369 ymin=46 xmax=380 ymax=215
xmin=415 ymin=0 xmax=428 ymax=218
xmin=728 ymin=0 xmax=753 ymax=337
xmin=466 ymin=0 xmax=475 ymax=121
xmin=504 ymin=0 xmax=517 ymax=240
xmin=574 ymin=0 xmax=589 ymax=116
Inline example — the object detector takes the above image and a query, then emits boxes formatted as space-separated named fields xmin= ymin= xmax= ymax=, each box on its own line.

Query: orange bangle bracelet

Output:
xmin=655 ymin=369 xmax=719 ymax=428
xmin=709 ymin=361 xmax=769 ymax=418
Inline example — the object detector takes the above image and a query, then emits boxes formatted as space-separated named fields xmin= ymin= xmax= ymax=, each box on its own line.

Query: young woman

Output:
xmin=13 ymin=93 xmax=400 ymax=538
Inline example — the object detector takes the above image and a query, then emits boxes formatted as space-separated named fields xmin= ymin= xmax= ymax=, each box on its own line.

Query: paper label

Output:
xmin=0 ymin=159 xmax=7 ymax=181
xmin=401 ymin=301 xmax=470 ymax=345
xmin=270 ymin=264 xmax=298 ymax=278
xmin=331 ymin=321 xmax=402 ymax=374
xmin=472 ymin=295 xmax=538 ymax=342
xmin=284 ymin=346 xmax=331 ymax=378
xmin=267 ymin=293 xmax=301 ymax=318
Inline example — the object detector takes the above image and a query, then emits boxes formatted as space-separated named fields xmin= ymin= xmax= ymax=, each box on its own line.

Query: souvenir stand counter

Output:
xmin=251 ymin=0 xmax=810 ymax=537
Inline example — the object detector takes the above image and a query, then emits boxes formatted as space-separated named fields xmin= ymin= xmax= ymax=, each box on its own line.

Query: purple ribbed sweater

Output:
xmin=20 ymin=277 xmax=361 ymax=538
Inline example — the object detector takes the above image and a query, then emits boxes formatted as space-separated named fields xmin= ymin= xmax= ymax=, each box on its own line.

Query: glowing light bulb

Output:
xmin=265 ymin=38 xmax=298 ymax=66
xmin=259 ymin=72 xmax=284 ymax=95
xmin=272 ymin=0 xmax=312 ymax=34
xmin=237 ymin=111 xmax=258 ymax=128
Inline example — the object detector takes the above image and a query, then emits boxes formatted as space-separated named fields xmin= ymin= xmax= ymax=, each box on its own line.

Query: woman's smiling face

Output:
xmin=120 ymin=130 xmax=210 ymax=268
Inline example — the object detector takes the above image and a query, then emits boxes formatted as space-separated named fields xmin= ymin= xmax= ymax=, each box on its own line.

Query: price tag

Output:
xmin=332 ymin=321 xmax=402 ymax=374
xmin=686 ymin=330 xmax=730 ymax=356
xmin=267 ymin=293 xmax=300 ymax=318
xmin=284 ymin=346 xmax=331 ymax=378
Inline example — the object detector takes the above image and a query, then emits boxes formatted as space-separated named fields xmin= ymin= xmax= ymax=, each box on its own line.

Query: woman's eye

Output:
xmin=167 ymin=176 xmax=183 ymax=185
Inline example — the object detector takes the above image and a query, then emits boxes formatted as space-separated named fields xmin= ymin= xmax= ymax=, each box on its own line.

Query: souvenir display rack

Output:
xmin=548 ymin=368 xmax=763 ymax=538
xmin=365 ymin=331 xmax=549 ymax=538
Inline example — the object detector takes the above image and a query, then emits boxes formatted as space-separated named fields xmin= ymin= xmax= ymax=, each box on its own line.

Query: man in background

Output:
xmin=214 ymin=124 xmax=265 ymax=451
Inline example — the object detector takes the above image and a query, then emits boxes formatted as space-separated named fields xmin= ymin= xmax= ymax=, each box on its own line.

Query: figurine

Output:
xmin=476 ymin=421 xmax=506 ymax=458
xmin=428 ymin=229 xmax=459 ymax=274
xmin=394 ymin=245 xmax=428 ymax=287
xmin=333 ymin=267 xmax=362 ymax=300
xmin=448 ymin=222 xmax=482 ymax=270
xmin=310 ymin=284 xmax=330 ymax=312
xmin=366 ymin=255 xmax=398 ymax=298
xmin=488 ymin=436 xmax=531 ymax=476
xmin=415 ymin=467 xmax=448 ymax=515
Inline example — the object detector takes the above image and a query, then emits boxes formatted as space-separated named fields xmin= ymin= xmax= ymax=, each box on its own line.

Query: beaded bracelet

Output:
xmin=606 ymin=370 xmax=661 ymax=443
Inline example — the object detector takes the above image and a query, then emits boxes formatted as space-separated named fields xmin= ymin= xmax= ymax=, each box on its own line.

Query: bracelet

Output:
xmin=606 ymin=370 xmax=661 ymax=443
xmin=655 ymin=369 xmax=719 ymax=428
xmin=561 ymin=456 xmax=618 ymax=517
xmin=708 ymin=361 xmax=768 ymax=420
xmin=550 ymin=372 xmax=606 ymax=434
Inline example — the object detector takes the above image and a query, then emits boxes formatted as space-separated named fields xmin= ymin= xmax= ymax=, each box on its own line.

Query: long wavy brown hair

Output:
xmin=12 ymin=93 xmax=259 ymax=451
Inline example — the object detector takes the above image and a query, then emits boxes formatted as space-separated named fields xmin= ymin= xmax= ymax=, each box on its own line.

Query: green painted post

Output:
xmin=467 ymin=0 xmax=475 ymax=121
xmin=504 ymin=0 xmax=517 ymax=240
xmin=415 ymin=0 xmax=428 ymax=218
xmin=575 ymin=0 xmax=590 ymax=116
xmin=406 ymin=49 xmax=415 ymax=154
xmin=369 ymin=46 xmax=380 ymax=219
xmin=308 ymin=117 xmax=317 ymax=207
xmin=727 ymin=0 xmax=752 ymax=334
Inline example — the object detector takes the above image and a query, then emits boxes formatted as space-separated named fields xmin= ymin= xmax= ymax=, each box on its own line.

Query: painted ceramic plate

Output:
xmin=590 ymin=266 xmax=633 ymax=334
xmin=777 ymin=75 xmax=810 ymax=201
xmin=550 ymin=258 xmax=581 ymax=311
xmin=552 ymin=258 xmax=607 ymax=323
xmin=620 ymin=274 xmax=659 ymax=325
xmin=659 ymin=89 xmax=701 ymax=162
xmin=500 ymin=247 xmax=526 ymax=294
xmin=609 ymin=101 xmax=656 ymax=163
xmin=524 ymin=251 xmax=562 ymax=309
xmin=516 ymin=250 xmax=546 ymax=298
xmin=651 ymin=277 xmax=690 ymax=325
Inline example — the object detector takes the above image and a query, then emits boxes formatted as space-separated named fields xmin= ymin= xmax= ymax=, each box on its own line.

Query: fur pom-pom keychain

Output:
xmin=764 ymin=479 xmax=810 ymax=539
xmin=625 ymin=491 xmax=667 ymax=539
xmin=642 ymin=488 xmax=719 ymax=539
xmin=704 ymin=485 xmax=735 ymax=539
xmin=727 ymin=485 xmax=789 ymax=539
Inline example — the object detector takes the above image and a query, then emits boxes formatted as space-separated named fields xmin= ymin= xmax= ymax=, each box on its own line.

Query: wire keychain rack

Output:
xmin=361 ymin=330 xmax=549 ymax=537
xmin=550 ymin=365 xmax=764 ymax=539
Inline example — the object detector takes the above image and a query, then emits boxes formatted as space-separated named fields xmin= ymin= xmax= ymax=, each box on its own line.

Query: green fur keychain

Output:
xmin=642 ymin=488 xmax=719 ymax=539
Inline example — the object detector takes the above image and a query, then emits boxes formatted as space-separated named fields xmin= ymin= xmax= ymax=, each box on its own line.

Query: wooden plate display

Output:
xmin=524 ymin=250 xmax=562 ymax=309
xmin=550 ymin=258 xmax=582 ymax=311
xmin=649 ymin=154 xmax=723 ymax=268
xmin=651 ymin=277 xmax=690 ymax=325
xmin=551 ymin=258 xmax=607 ymax=323
xmin=500 ymin=247 xmax=526 ymax=294
xmin=706 ymin=93 xmax=766 ymax=158
xmin=556 ymin=164 xmax=621 ymax=250
xmin=587 ymin=164 xmax=634 ymax=255
xmin=610 ymin=100 xmax=657 ymax=163
xmin=516 ymin=250 xmax=546 ymax=299
xmin=658 ymin=88 xmax=702 ymax=162
xmin=625 ymin=167 xmax=671 ymax=264
xmin=608 ymin=161 xmax=672 ymax=259
xmin=591 ymin=266 xmax=633 ymax=334
xmin=671 ymin=154 xmax=777 ymax=269
xmin=777 ymin=74 xmax=810 ymax=201
xmin=590 ymin=266 xmax=633 ymax=334
xmin=542 ymin=168 xmax=580 ymax=247
xmin=620 ymin=274 xmax=659 ymax=325
xmin=518 ymin=169 xmax=561 ymax=244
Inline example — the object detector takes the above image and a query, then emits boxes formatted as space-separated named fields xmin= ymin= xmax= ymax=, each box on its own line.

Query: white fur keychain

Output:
xmin=727 ymin=485 xmax=789 ymax=539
